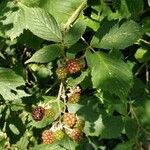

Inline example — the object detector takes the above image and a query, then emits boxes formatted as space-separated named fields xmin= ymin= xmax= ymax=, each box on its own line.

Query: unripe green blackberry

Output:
xmin=37 ymin=67 xmax=50 ymax=79
xmin=53 ymin=130 xmax=64 ymax=140
xmin=68 ymin=92 xmax=80 ymax=104
xmin=74 ymin=118 xmax=85 ymax=130
xmin=56 ymin=67 xmax=67 ymax=80
xmin=44 ymin=108 xmax=55 ymax=118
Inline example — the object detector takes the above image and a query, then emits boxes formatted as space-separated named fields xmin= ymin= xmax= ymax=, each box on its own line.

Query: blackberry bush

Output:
xmin=0 ymin=0 xmax=149 ymax=149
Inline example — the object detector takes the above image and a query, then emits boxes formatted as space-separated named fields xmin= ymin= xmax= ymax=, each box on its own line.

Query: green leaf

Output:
xmin=20 ymin=0 xmax=40 ymax=7
xmin=64 ymin=21 xmax=86 ymax=47
xmin=125 ymin=118 xmax=138 ymax=139
xmin=85 ymin=51 xmax=133 ymax=98
xmin=113 ymin=0 xmax=131 ymax=18
xmin=130 ymin=78 xmax=145 ymax=99
xmin=9 ymin=124 xmax=20 ymax=135
xmin=103 ymin=93 xmax=127 ymax=115
xmin=91 ymin=20 xmax=142 ymax=50
xmin=40 ymin=0 xmax=85 ymax=24
xmin=135 ymin=47 xmax=150 ymax=63
xmin=22 ymin=5 xmax=62 ymax=42
xmin=2 ymin=8 xmax=25 ymax=40
xmin=16 ymin=135 xmax=29 ymax=150
xmin=0 ymin=67 xmax=28 ymax=100
xmin=148 ymin=0 xmax=150 ymax=6
xmin=32 ymin=144 xmax=66 ymax=150
xmin=25 ymin=44 xmax=62 ymax=64
xmin=33 ymin=136 xmax=79 ymax=150
xmin=101 ymin=116 xmax=124 ymax=139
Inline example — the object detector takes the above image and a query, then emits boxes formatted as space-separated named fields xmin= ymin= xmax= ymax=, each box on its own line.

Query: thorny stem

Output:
xmin=129 ymin=102 xmax=140 ymax=126
xmin=62 ymin=84 xmax=67 ymax=113
xmin=45 ymin=81 xmax=58 ymax=94
xmin=135 ymin=63 xmax=146 ymax=76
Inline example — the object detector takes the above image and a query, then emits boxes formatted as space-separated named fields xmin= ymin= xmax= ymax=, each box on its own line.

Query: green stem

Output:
xmin=64 ymin=0 xmax=87 ymax=31
xmin=56 ymin=82 xmax=63 ymax=113
xmin=81 ymin=36 xmax=96 ymax=53
xmin=146 ymin=63 xmax=149 ymax=86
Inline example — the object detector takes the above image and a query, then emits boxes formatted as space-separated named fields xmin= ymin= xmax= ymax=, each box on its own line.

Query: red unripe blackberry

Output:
xmin=63 ymin=113 xmax=77 ymax=127
xmin=42 ymin=130 xmax=55 ymax=144
xmin=66 ymin=59 xmax=81 ymax=74
xmin=56 ymin=67 xmax=67 ymax=79
xmin=32 ymin=106 xmax=45 ymax=121
xmin=69 ymin=129 xmax=83 ymax=141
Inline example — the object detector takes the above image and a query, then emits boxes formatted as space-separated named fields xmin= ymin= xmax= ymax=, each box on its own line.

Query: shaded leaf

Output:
xmin=125 ymin=0 xmax=144 ymax=16
xmin=142 ymin=17 xmax=150 ymax=34
xmin=101 ymin=116 xmax=124 ymax=139
xmin=125 ymin=118 xmax=138 ymax=139
xmin=68 ymin=70 xmax=89 ymax=86
xmin=0 ymin=67 xmax=28 ymax=100
xmin=115 ymin=141 xmax=133 ymax=150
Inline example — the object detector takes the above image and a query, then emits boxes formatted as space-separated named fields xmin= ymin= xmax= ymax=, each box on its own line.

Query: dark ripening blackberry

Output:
xmin=63 ymin=113 xmax=77 ymax=127
xmin=66 ymin=59 xmax=81 ymax=74
xmin=42 ymin=130 xmax=55 ymax=144
xmin=32 ymin=106 xmax=45 ymax=121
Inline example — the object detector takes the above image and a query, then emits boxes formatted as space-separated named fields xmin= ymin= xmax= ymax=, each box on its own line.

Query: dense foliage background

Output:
xmin=0 ymin=0 xmax=150 ymax=149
